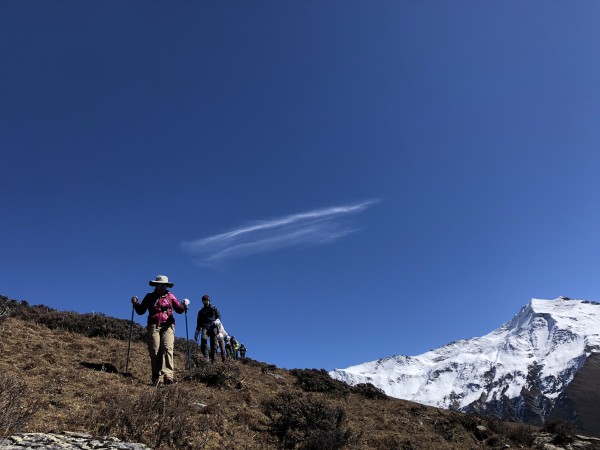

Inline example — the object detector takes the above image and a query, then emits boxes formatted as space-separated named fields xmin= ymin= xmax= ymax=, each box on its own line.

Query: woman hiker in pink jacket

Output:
xmin=131 ymin=275 xmax=188 ymax=385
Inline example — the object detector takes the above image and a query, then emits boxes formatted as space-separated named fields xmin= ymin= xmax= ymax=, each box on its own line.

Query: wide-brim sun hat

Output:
xmin=149 ymin=275 xmax=174 ymax=288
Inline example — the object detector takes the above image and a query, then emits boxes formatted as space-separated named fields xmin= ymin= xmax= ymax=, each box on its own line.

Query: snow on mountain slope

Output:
xmin=330 ymin=298 xmax=600 ymax=413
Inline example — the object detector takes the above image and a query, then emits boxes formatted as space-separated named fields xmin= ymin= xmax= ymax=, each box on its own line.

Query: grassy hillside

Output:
xmin=0 ymin=296 xmax=592 ymax=449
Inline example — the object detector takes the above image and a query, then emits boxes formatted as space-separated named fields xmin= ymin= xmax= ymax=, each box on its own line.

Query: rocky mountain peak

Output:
xmin=331 ymin=297 xmax=600 ymax=437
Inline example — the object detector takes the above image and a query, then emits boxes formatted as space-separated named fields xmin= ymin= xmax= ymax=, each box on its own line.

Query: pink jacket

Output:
xmin=135 ymin=291 xmax=185 ymax=326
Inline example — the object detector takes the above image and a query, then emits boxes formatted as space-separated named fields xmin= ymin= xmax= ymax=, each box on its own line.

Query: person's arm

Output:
xmin=132 ymin=294 xmax=150 ymax=315
xmin=214 ymin=307 xmax=221 ymax=320
xmin=194 ymin=310 xmax=203 ymax=340
xmin=170 ymin=294 xmax=186 ymax=313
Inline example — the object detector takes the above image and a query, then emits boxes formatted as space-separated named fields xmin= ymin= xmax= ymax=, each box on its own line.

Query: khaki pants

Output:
xmin=146 ymin=323 xmax=175 ymax=382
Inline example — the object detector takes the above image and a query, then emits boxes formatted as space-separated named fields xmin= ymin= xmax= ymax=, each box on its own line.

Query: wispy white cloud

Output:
xmin=181 ymin=200 xmax=378 ymax=266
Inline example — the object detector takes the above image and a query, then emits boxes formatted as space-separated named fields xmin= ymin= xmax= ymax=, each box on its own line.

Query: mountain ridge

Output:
xmin=331 ymin=297 xmax=600 ymax=437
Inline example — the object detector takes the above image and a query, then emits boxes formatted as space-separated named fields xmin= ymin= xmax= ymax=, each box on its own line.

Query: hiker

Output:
xmin=193 ymin=294 xmax=222 ymax=362
xmin=131 ymin=275 xmax=187 ymax=385
xmin=213 ymin=319 xmax=228 ymax=363
xmin=230 ymin=335 xmax=239 ymax=360
xmin=224 ymin=335 xmax=234 ymax=359
xmin=239 ymin=343 xmax=247 ymax=359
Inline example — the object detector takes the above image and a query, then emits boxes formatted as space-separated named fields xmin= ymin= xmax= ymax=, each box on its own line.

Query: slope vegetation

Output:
xmin=0 ymin=296 xmax=593 ymax=449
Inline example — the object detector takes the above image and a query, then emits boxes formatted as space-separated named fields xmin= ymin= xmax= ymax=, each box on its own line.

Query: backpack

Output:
xmin=153 ymin=292 xmax=173 ymax=325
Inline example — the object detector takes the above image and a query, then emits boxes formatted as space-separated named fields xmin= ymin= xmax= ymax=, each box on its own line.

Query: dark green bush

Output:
xmin=193 ymin=363 xmax=243 ymax=389
xmin=262 ymin=391 xmax=351 ymax=450
xmin=240 ymin=358 xmax=278 ymax=372
xmin=352 ymin=383 xmax=388 ymax=400
xmin=290 ymin=369 xmax=350 ymax=395
xmin=487 ymin=416 xmax=536 ymax=447
xmin=0 ymin=300 xmax=12 ymax=324
xmin=1 ymin=296 xmax=147 ymax=341
xmin=543 ymin=419 xmax=576 ymax=445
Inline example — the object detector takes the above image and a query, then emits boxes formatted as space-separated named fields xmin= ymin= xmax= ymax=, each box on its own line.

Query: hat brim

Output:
xmin=149 ymin=281 xmax=174 ymax=288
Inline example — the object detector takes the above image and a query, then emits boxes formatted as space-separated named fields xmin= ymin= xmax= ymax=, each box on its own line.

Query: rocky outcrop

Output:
xmin=549 ymin=353 xmax=600 ymax=438
xmin=533 ymin=432 xmax=600 ymax=450
xmin=0 ymin=432 xmax=152 ymax=450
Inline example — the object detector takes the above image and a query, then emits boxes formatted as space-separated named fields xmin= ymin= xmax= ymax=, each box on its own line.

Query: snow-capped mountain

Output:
xmin=331 ymin=297 xmax=600 ymax=435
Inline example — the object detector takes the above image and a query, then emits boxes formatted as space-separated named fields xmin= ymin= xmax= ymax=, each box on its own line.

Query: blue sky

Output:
xmin=2 ymin=1 xmax=600 ymax=371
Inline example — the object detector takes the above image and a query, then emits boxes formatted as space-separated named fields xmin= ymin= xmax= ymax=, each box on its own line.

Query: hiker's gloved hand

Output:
xmin=182 ymin=298 xmax=190 ymax=310
xmin=131 ymin=296 xmax=139 ymax=305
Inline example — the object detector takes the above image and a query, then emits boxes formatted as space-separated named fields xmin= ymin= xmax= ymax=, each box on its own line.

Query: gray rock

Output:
xmin=0 ymin=432 xmax=152 ymax=450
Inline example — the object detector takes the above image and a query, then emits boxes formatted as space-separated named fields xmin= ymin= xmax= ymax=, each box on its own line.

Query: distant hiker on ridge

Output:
xmin=224 ymin=335 xmax=234 ymax=359
xmin=213 ymin=318 xmax=229 ymax=362
xmin=131 ymin=275 xmax=187 ymax=385
xmin=194 ymin=294 xmax=223 ymax=362
xmin=230 ymin=335 xmax=239 ymax=360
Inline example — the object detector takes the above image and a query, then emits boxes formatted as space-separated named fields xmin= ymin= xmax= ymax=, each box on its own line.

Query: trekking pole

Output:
xmin=183 ymin=299 xmax=191 ymax=376
xmin=125 ymin=298 xmax=136 ymax=376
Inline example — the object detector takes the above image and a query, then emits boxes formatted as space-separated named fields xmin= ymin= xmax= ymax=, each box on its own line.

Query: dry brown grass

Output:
xmin=1 ymin=312 xmax=547 ymax=449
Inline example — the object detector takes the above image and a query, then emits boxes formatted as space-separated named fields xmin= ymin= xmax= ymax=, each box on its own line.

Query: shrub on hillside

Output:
xmin=434 ymin=414 xmax=481 ymax=444
xmin=0 ymin=296 xmax=15 ymax=324
xmin=0 ymin=295 xmax=146 ymax=341
xmin=0 ymin=374 xmax=44 ymax=436
xmin=81 ymin=385 xmax=208 ymax=449
xmin=262 ymin=391 xmax=352 ymax=450
xmin=290 ymin=369 xmax=350 ymax=395
xmin=241 ymin=358 xmax=278 ymax=372
xmin=487 ymin=416 xmax=536 ymax=447
xmin=543 ymin=419 xmax=576 ymax=445
xmin=0 ymin=297 xmax=16 ymax=324
xmin=351 ymin=383 xmax=388 ymax=400
xmin=194 ymin=362 xmax=244 ymax=390
xmin=174 ymin=336 xmax=199 ymax=359
xmin=0 ymin=305 xmax=11 ymax=324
